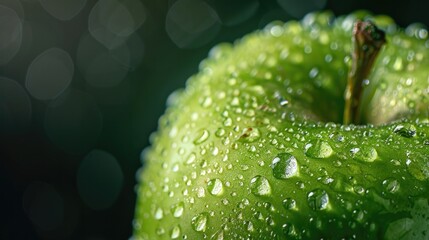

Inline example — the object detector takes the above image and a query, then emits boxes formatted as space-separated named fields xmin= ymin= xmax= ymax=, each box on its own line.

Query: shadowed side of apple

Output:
xmin=133 ymin=12 xmax=429 ymax=239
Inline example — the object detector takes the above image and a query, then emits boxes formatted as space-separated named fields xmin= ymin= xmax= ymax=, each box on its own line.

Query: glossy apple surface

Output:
xmin=133 ymin=12 xmax=429 ymax=240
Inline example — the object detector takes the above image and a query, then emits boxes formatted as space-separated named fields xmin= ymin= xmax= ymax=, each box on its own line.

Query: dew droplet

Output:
xmin=171 ymin=202 xmax=184 ymax=218
xmin=309 ymin=68 xmax=319 ymax=78
xmin=186 ymin=153 xmax=196 ymax=165
xmin=244 ymin=109 xmax=256 ymax=117
xmin=352 ymin=209 xmax=365 ymax=223
xmin=282 ymin=198 xmax=297 ymax=210
xmin=170 ymin=224 xmax=181 ymax=239
xmin=191 ymin=212 xmax=209 ymax=232
xmin=382 ymin=178 xmax=400 ymax=193
xmin=156 ymin=227 xmax=165 ymax=235
xmin=304 ymin=140 xmax=333 ymax=159
xmin=154 ymin=207 xmax=164 ymax=219
xmin=271 ymin=153 xmax=299 ymax=179
xmin=231 ymin=97 xmax=240 ymax=106
xmin=307 ymin=189 xmax=329 ymax=211
xmin=207 ymin=178 xmax=223 ymax=196
xmin=393 ymin=123 xmax=417 ymax=138
xmin=406 ymin=160 xmax=429 ymax=181
xmin=246 ymin=220 xmax=255 ymax=232
xmin=282 ymin=223 xmax=298 ymax=237
xmin=211 ymin=230 xmax=224 ymax=240
xmin=250 ymin=176 xmax=272 ymax=197
xmin=352 ymin=146 xmax=378 ymax=162
xmin=223 ymin=118 xmax=232 ymax=127
xmin=392 ymin=57 xmax=403 ymax=71
xmin=215 ymin=128 xmax=226 ymax=137
xmin=353 ymin=185 xmax=365 ymax=195
xmin=196 ymin=186 xmax=206 ymax=198
xmin=201 ymin=96 xmax=212 ymax=108
xmin=267 ymin=24 xmax=283 ymax=37
xmin=194 ymin=129 xmax=210 ymax=144
xmin=405 ymin=78 xmax=413 ymax=86
xmin=172 ymin=163 xmax=179 ymax=172
xmin=240 ymin=127 xmax=261 ymax=142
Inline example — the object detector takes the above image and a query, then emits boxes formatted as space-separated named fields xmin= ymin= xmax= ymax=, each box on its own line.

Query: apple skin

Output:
xmin=133 ymin=12 xmax=429 ymax=239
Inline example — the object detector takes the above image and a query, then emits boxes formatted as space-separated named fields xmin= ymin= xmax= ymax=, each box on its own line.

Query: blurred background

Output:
xmin=1 ymin=0 xmax=429 ymax=239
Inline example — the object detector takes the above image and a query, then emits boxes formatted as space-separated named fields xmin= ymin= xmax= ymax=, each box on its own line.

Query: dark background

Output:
xmin=1 ymin=0 xmax=429 ymax=239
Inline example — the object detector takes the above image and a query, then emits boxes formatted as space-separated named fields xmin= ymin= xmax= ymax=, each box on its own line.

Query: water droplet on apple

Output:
xmin=196 ymin=186 xmax=206 ymax=198
xmin=243 ymin=109 xmax=256 ymax=117
xmin=309 ymin=68 xmax=319 ymax=78
xmin=207 ymin=178 xmax=223 ymax=196
xmin=250 ymin=176 xmax=272 ymax=197
xmin=282 ymin=223 xmax=298 ymax=237
xmin=406 ymin=23 xmax=428 ymax=39
xmin=194 ymin=129 xmax=210 ymax=144
xmin=172 ymin=163 xmax=180 ymax=172
xmin=353 ymin=185 xmax=365 ymax=195
xmin=269 ymin=25 xmax=284 ymax=37
xmin=271 ymin=153 xmax=299 ymax=179
xmin=223 ymin=118 xmax=232 ymax=126
xmin=352 ymin=146 xmax=378 ymax=162
xmin=211 ymin=230 xmax=224 ymax=240
xmin=282 ymin=198 xmax=297 ymax=210
xmin=240 ymin=127 xmax=261 ymax=142
xmin=392 ymin=57 xmax=403 ymax=71
xmin=246 ymin=220 xmax=255 ymax=232
xmin=154 ymin=207 xmax=164 ymax=219
xmin=307 ymin=189 xmax=329 ymax=211
xmin=191 ymin=212 xmax=209 ymax=232
xmin=171 ymin=202 xmax=184 ymax=218
xmin=156 ymin=227 xmax=165 ymax=235
xmin=406 ymin=159 xmax=429 ymax=181
xmin=404 ymin=78 xmax=413 ymax=86
xmin=393 ymin=123 xmax=416 ymax=138
xmin=201 ymin=96 xmax=212 ymax=107
xmin=215 ymin=128 xmax=226 ymax=137
xmin=280 ymin=99 xmax=289 ymax=106
xmin=352 ymin=209 xmax=365 ymax=223
xmin=304 ymin=140 xmax=333 ymax=159
xmin=324 ymin=54 xmax=333 ymax=62
xmin=170 ymin=224 xmax=181 ymax=239
xmin=186 ymin=153 xmax=196 ymax=165
xmin=382 ymin=178 xmax=400 ymax=193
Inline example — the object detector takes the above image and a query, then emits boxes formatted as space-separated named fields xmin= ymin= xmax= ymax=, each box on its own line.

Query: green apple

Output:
xmin=133 ymin=11 xmax=429 ymax=239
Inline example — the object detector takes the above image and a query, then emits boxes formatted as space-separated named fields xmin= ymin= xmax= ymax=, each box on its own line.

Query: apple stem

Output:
xmin=343 ymin=20 xmax=386 ymax=125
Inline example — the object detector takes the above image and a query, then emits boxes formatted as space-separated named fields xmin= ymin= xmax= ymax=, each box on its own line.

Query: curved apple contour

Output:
xmin=133 ymin=12 xmax=429 ymax=240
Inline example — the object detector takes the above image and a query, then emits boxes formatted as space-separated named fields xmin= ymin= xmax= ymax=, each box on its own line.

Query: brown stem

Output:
xmin=343 ymin=20 xmax=386 ymax=125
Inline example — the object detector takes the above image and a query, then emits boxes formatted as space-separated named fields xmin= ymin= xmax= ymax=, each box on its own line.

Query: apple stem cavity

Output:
xmin=343 ymin=20 xmax=386 ymax=125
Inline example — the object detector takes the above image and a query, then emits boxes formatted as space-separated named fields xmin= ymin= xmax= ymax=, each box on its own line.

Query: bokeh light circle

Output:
xmin=77 ymin=149 xmax=124 ymax=210
xmin=39 ymin=0 xmax=87 ymax=21
xmin=26 ymin=48 xmax=74 ymax=100
xmin=0 ymin=0 xmax=25 ymax=19
xmin=77 ymin=33 xmax=131 ymax=88
xmin=44 ymin=89 xmax=102 ymax=154
xmin=166 ymin=0 xmax=221 ymax=48
xmin=88 ymin=0 xmax=146 ymax=49
xmin=0 ymin=77 xmax=32 ymax=135
xmin=0 ymin=5 xmax=23 ymax=65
